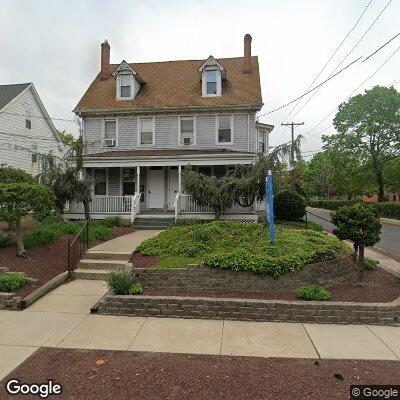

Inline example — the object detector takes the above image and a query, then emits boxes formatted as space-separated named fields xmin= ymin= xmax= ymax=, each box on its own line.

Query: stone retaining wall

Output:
xmin=97 ymin=294 xmax=400 ymax=325
xmin=133 ymin=255 xmax=355 ymax=293
xmin=0 ymin=292 xmax=20 ymax=310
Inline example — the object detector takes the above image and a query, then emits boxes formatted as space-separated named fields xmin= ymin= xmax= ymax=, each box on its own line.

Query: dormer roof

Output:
xmin=197 ymin=56 xmax=226 ymax=79
xmin=112 ymin=60 xmax=145 ymax=84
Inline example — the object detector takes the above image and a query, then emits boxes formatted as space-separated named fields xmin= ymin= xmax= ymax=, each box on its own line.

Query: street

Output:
xmin=307 ymin=207 xmax=400 ymax=259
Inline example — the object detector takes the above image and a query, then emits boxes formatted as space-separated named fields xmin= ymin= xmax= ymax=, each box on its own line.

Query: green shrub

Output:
xmin=89 ymin=225 xmax=112 ymax=242
xmin=274 ymin=190 xmax=306 ymax=221
xmin=0 ymin=273 xmax=26 ymax=292
xmin=129 ymin=282 xmax=143 ymax=295
xmin=297 ymin=285 xmax=331 ymax=301
xmin=23 ymin=227 xmax=58 ymax=249
xmin=364 ymin=258 xmax=378 ymax=270
xmin=101 ymin=217 xmax=122 ymax=228
xmin=0 ymin=232 xmax=12 ymax=247
xmin=308 ymin=199 xmax=360 ymax=210
xmin=372 ymin=202 xmax=400 ymax=220
xmin=107 ymin=270 xmax=142 ymax=295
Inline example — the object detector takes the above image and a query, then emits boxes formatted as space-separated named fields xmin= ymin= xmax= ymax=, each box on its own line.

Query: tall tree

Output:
xmin=329 ymin=86 xmax=400 ymax=201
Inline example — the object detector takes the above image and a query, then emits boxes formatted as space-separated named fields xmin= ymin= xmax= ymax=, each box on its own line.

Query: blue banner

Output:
xmin=265 ymin=170 xmax=275 ymax=244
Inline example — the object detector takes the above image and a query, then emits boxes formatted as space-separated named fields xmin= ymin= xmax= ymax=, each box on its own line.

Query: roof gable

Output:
xmin=0 ymin=83 xmax=31 ymax=111
xmin=75 ymin=56 xmax=262 ymax=113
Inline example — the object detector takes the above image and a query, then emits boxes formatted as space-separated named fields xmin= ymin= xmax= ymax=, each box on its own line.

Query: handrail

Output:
xmin=174 ymin=192 xmax=181 ymax=222
xmin=131 ymin=193 xmax=141 ymax=223
xmin=67 ymin=220 xmax=89 ymax=277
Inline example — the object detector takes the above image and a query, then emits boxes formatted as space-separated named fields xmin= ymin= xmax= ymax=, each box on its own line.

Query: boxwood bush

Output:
xmin=274 ymin=190 xmax=306 ymax=221
xmin=136 ymin=221 xmax=351 ymax=277
xmin=0 ymin=273 xmax=26 ymax=292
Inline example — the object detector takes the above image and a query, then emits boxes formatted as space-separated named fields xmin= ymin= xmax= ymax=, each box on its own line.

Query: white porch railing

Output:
xmin=131 ymin=193 xmax=141 ymax=222
xmin=67 ymin=196 xmax=136 ymax=216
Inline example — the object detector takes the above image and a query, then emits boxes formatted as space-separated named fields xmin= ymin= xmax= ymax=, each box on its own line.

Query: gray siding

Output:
xmin=0 ymin=86 xmax=65 ymax=174
xmin=83 ymin=112 xmax=258 ymax=154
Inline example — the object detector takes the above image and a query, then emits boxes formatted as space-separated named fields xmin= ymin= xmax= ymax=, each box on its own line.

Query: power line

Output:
xmin=275 ymin=0 xmax=373 ymax=135
xmin=305 ymin=42 xmax=400 ymax=139
xmin=258 ymin=56 xmax=361 ymax=117
xmin=362 ymin=31 xmax=400 ymax=62
xmin=0 ymin=110 xmax=75 ymax=123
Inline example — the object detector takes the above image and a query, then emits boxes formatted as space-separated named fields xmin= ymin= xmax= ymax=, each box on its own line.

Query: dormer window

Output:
xmin=198 ymin=56 xmax=225 ymax=97
xmin=120 ymin=74 xmax=131 ymax=98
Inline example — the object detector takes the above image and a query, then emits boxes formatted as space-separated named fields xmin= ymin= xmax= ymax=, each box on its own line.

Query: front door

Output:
xmin=168 ymin=167 xmax=179 ymax=209
xmin=148 ymin=168 xmax=165 ymax=209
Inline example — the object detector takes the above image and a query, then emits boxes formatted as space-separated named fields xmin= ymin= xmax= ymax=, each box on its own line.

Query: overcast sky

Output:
xmin=1 ymin=0 xmax=399 ymax=156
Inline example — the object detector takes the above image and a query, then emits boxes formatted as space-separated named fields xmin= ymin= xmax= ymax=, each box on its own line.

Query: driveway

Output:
xmin=307 ymin=207 xmax=400 ymax=259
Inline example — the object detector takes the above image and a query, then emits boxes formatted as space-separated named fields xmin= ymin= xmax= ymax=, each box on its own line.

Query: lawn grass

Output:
xmin=136 ymin=220 xmax=352 ymax=277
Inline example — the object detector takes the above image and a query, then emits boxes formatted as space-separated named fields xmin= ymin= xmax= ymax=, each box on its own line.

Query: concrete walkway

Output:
xmin=0 ymin=279 xmax=399 ymax=380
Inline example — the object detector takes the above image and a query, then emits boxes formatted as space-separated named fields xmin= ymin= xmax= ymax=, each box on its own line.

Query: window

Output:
xmin=122 ymin=168 xmax=135 ymax=196
xmin=31 ymin=144 xmax=37 ymax=163
xmin=258 ymin=130 xmax=266 ymax=153
xmin=26 ymin=110 xmax=32 ymax=129
xmin=179 ymin=116 xmax=194 ymax=145
xmin=94 ymin=169 xmax=107 ymax=195
xmin=104 ymin=120 xmax=117 ymax=147
xmin=206 ymin=70 xmax=217 ymax=94
xmin=217 ymin=115 xmax=232 ymax=144
xmin=139 ymin=117 xmax=154 ymax=146
xmin=198 ymin=166 xmax=212 ymax=176
xmin=120 ymin=74 xmax=131 ymax=98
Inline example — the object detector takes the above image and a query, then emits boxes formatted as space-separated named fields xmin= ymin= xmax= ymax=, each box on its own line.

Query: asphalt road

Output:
xmin=307 ymin=207 xmax=400 ymax=259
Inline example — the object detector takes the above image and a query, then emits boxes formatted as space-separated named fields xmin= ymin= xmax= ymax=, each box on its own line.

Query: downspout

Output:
xmin=247 ymin=112 xmax=250 ymax=152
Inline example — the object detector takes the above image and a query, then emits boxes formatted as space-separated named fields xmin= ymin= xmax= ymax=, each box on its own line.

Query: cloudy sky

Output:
xmin=1 ymin=0 xmax=399 ymax=156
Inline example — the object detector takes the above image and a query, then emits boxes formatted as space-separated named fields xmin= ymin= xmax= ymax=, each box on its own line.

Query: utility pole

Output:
xmin=281 ymin=122 xmax=305 ymax=166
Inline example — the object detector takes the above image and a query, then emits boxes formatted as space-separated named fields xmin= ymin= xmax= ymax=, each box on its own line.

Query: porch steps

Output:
xmin=73 ymin=269 xmax=110 ymax=280
xmin=77 ymin=259 xmax=130 ymax=271
xmin=133 ymin=216 xmax=175 ymax=230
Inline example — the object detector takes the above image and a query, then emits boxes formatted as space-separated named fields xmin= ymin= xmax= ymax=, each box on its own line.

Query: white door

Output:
xmin=148 ymin=168 xmax=165 ymax=209
xmin=168 ymin=168 xmax=179 ymax=209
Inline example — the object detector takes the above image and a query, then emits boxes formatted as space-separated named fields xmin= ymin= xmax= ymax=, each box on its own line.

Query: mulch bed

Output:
xmin=0 ymin=227 xmax=134 ymax=298
xmin=1 ymin=347 xmax=399 ymax=400
xmin=133 ymin=252 xmax=400 ymax=302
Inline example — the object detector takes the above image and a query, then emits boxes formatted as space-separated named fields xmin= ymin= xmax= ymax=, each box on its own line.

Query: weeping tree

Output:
xmin=0 ymin=183 xmax=55 ymax=257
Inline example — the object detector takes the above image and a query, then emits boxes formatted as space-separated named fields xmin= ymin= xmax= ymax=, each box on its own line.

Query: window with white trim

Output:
xmin=94 ymin=169 xmax=107 ymax=195
xmin=104 ymin=120 xmax=117 ymax=147
xmin=206 ymin=70 xmax=217 ymax=94
xmin=120 ymin=74 xmax=132 ymax=98
xmin=258 ymin=130 xmax=266 ymax=153
xmin=26 ymin=109 xmax=32 ymax=129
xmin=139 ymin=117 xmax=154 ymax=146
xmin=122 ymin=168 xmax=135 ymax=196
xmin=179 ymin=116 xmax=194 ymax=145
xmin=217 ymin=115 xmax=232 ymax=144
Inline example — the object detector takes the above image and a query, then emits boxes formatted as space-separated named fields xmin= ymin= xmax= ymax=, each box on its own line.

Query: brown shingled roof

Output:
xmin=85 ymin=149 xmax=254 ymax=158
xmin=75 ymin=57 xmax=262 ymax=113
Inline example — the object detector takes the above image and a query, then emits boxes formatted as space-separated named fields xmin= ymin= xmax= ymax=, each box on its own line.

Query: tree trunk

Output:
xmin=15 ymin=219 xmax=27 ymax=257
xmin=356 ymin=245 xmax=365 ymax=286
xmin=214 ymin=208 xmax=221 ymax=220
xmin=83 ymin=199 xmax=90 ymax=221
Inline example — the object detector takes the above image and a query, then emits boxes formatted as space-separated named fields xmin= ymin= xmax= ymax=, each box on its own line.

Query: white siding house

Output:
xmin=0 ymin=83 xmax=65 ymax=175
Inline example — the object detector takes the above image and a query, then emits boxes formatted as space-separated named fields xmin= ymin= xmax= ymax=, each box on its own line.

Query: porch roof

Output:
xmin=83 ymin=148 xmax=256 ymax=167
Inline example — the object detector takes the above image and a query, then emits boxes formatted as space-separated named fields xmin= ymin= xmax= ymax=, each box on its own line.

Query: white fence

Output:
xmin=67 ymin=196 xmax=135 ymax=215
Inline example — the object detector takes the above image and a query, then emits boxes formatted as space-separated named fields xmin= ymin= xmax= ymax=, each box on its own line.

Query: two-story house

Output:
xmin=0 ymin=83 xmax=65 ymax=174
xmin=69 ymin=35 xmax=273 ymax=223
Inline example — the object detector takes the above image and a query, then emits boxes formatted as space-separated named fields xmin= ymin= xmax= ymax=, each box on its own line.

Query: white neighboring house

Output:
xmin=0 ymin=83 xmax=65 ymax=175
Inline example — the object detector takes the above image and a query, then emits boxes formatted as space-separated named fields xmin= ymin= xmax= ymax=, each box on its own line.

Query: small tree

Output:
xmin=182 ymin=169 xmax=237 ymax=219
xmin=0 ymin=183 xmax=55 ymax=257
xmin=331 ymin=203 xmax=381 ymax=285
xmin=274 ymin=190 xmax=306 ymax=221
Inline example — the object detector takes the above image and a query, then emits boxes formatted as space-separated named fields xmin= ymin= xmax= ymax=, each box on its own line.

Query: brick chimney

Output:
xmin=243 ymin=34 xmax=252 ymax=74
xmin=100 ymin=39 xmax=110 ymax=80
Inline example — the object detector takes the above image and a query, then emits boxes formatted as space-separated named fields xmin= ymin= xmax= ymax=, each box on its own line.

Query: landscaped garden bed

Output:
xmin=0 ymin=217 xmax=134 ymax=306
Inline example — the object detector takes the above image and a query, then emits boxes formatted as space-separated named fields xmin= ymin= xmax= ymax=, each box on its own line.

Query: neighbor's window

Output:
xmin=139 ymin=118 xmax=154 ymax=145
xmin=217 ymin=115 xmax=232 ymax=144
xmin=258 ymin=130 xmax=266 ymax=153
xmin=26 ymin=110 xmax=32 ymax=129
xmin=120 ymin=74 xmax=131 ymax=98
xmin=104 ymin=120 xmax=116 ymax=147
xmin=206 ymin=70 xmax=217 ymax=95
xmin=31 ymin=144 xmax=37 ymax=163
xmin=180 ymin=116 xmax=194 ymax=145
xmin=94 ymin=169 xmax=107 ymax=195
xmin=122 ymin=168 xmax=135 ymax=196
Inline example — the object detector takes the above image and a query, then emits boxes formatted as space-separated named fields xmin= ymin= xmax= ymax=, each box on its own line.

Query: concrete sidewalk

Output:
xmin=0 ymin=279 xmax=399 ymax=380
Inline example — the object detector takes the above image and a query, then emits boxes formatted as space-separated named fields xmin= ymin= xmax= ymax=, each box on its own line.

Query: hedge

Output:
xmin=308 ymin=199 xmax=400 ymax=220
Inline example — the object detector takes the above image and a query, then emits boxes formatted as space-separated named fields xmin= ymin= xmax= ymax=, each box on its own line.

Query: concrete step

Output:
xmin=77 ymin=259 xmax=130 ymax=271
xmin=134 ymin=224 xmax=169 ymax=230
xmin=74 ymin=269 xmax=110 ymax=280
xmin=84 ymin=251 xmax=132 ymax=261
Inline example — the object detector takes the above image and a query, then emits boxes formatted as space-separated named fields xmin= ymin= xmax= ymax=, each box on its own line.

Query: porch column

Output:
xmin=178 ymin=165 xmax=182 ymax=193
xmin=136 ymin=166 xmax=140 ymax=193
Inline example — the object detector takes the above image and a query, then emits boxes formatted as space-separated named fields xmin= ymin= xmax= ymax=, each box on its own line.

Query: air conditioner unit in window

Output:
xmin=183 ymin=137 xmax=191 ymax=145
xmin=105 ymin=138 xmax=116 ymax=147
